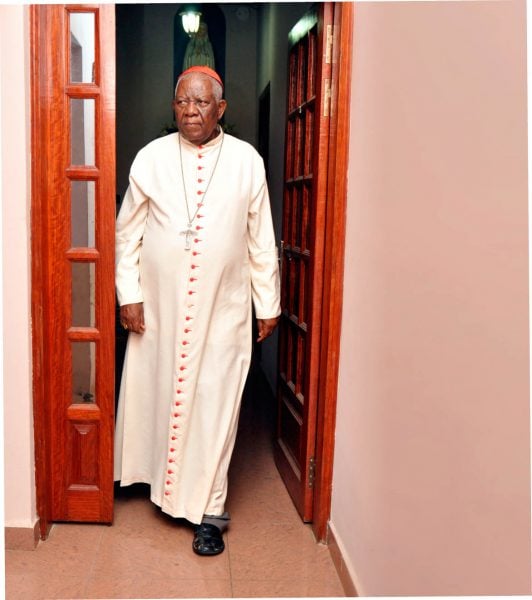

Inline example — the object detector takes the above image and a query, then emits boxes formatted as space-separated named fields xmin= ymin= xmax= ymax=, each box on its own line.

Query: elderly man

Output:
xmin=114 ymin=66 xmax=280 ymax=556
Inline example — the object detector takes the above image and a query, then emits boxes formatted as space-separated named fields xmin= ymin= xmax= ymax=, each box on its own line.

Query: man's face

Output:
xmin=173 ymin=75 xmax=227 ymax=146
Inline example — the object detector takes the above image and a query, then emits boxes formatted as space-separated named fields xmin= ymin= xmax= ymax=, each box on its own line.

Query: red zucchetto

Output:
xmin=178 ymin=66 xmax=223 ymax=89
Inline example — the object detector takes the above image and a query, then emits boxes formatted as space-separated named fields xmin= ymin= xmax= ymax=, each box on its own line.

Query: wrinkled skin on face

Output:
xmin=173 ymin=74 xmax=227 ymax=146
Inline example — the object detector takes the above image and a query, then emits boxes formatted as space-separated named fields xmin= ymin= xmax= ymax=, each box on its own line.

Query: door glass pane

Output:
xmin=71 ymin=98 xmax=95 ymax=165
xmin=71 ymin=341 xmax=96 ymax=404
xmin=69 ymin=13 xmax=95 ymax=83
xmin=71 ymin=262 xmax=96 ymax=327
xmin=71 ymin=181 xmax=96 ymax=248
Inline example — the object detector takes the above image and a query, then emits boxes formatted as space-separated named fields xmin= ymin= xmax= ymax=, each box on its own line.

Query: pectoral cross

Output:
xmin=180 ymin=223 xmax=194 ymax=251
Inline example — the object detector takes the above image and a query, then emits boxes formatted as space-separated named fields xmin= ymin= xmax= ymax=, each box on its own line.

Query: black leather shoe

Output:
xmin=192 ymin=522 xmax=225 ymax=556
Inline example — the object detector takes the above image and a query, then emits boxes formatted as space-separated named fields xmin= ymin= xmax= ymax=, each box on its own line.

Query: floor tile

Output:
xmin=227 ymin=521 xmax=339 ymax=582
xmin=6 ymin=523 xmax=105 ymax=580
xmin=5 ymin=565 xmax=86 ymax=600
xmin=87 ymin=519 xmax=230 ymax=584
xmin=232 ymin=577 xmax=345 ymax=598
xmin=225 ymin=472 xmax=301 ymax=525
xmin=83 ymin=575 xmax=232 ymax=599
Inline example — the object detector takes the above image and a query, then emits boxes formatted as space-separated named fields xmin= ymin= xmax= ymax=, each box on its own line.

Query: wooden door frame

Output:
xmin=30 ymin=4 xmax=116 ymax=536
xmin=30 ymin=1 xmax=353 ymax=542
xmin=311 ymin=1 xmax=353 ymax=542
xmin=31 ymin=4 xmax=55 ymax=539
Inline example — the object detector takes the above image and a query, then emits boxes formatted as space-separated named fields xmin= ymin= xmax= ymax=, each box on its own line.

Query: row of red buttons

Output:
xmin=165 ymin=145 xmax=207 ymax=498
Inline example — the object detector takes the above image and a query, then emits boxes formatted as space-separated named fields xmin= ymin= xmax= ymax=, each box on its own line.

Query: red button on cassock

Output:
xmin=165 ymin=491 xmax=171 ymax=496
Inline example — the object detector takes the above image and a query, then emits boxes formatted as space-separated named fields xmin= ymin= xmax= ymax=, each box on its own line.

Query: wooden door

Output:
xmin=275 ymin=4 xmax=335 ymax=522
xmin=31 ymin=5 xmax=115 ymax=527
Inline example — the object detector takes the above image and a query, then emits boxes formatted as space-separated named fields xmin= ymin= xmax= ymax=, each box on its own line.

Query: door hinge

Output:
xmin=326 ymin=24 xmax=333 ymax=64
xmin=323 ymin=79 xmax=332 ymax=117
xmin=308 ymin=456 xmax=316 ymax=488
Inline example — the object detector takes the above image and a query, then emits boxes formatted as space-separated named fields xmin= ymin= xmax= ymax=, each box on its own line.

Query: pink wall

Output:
xmin=1 ymin=5 xmax=37 ymax=530
xmin=331 ymin=0 xmax=530 ymax=595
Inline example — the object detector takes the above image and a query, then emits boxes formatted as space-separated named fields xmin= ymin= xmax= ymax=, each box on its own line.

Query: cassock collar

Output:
xmin=178 ymin=128 xmax=224 ymax=151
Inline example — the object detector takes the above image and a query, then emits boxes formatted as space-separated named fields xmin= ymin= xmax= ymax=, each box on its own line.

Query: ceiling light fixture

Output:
xmin=180 ymin=6 xmax=202 ymax=35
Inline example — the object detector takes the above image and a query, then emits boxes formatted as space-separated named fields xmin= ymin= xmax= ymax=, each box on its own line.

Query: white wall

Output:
xmin=0 ymin=5 xmax=37 ymax=530
xmin=331 ymin=1 xmax=530 ymax=595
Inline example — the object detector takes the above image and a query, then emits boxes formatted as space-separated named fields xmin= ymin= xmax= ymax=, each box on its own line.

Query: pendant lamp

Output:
xmin=180 ymin=5 xmax=202 ymax=35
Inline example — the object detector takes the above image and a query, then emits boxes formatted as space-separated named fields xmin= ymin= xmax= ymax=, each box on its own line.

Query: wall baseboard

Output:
xmin=327 ymin=523 xmax=359 ymax=597
xmin=5 ymin=521 xmax=40 ymax=550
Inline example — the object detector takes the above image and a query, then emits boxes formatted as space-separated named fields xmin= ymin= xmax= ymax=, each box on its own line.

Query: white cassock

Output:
xmin=114 ymin=130 xmax=281 ymax=524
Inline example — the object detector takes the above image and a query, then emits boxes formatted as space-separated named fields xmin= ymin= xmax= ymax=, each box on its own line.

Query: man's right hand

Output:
xmin=120 ymin=303 xmax=146 ymax=334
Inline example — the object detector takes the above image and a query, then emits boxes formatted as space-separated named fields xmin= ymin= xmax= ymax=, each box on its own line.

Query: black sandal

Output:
xmin=192 ymin=522 xmax=225 ymax=556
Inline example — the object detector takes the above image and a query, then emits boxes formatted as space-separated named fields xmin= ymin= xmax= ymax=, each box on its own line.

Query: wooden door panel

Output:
xmin=31 ymin=4 xmax=115 ymax=524
xmin=275 ymin=4 xmax=334 ymax=521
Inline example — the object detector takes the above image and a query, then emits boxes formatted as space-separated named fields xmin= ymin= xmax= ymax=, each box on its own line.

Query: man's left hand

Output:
xmin=256 ymin=317 xmax=280 ymax=343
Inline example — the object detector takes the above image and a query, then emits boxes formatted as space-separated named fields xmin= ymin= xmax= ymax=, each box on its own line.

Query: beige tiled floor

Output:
xmin=5 ymin=364 xmax=345 ymax=599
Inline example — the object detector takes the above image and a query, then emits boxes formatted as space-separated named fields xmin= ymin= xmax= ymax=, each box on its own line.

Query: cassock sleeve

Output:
xmin=115 ymin=172 xmax=149 ymax=306
xmin=247 ymin=158 xmax=281 ymax=320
